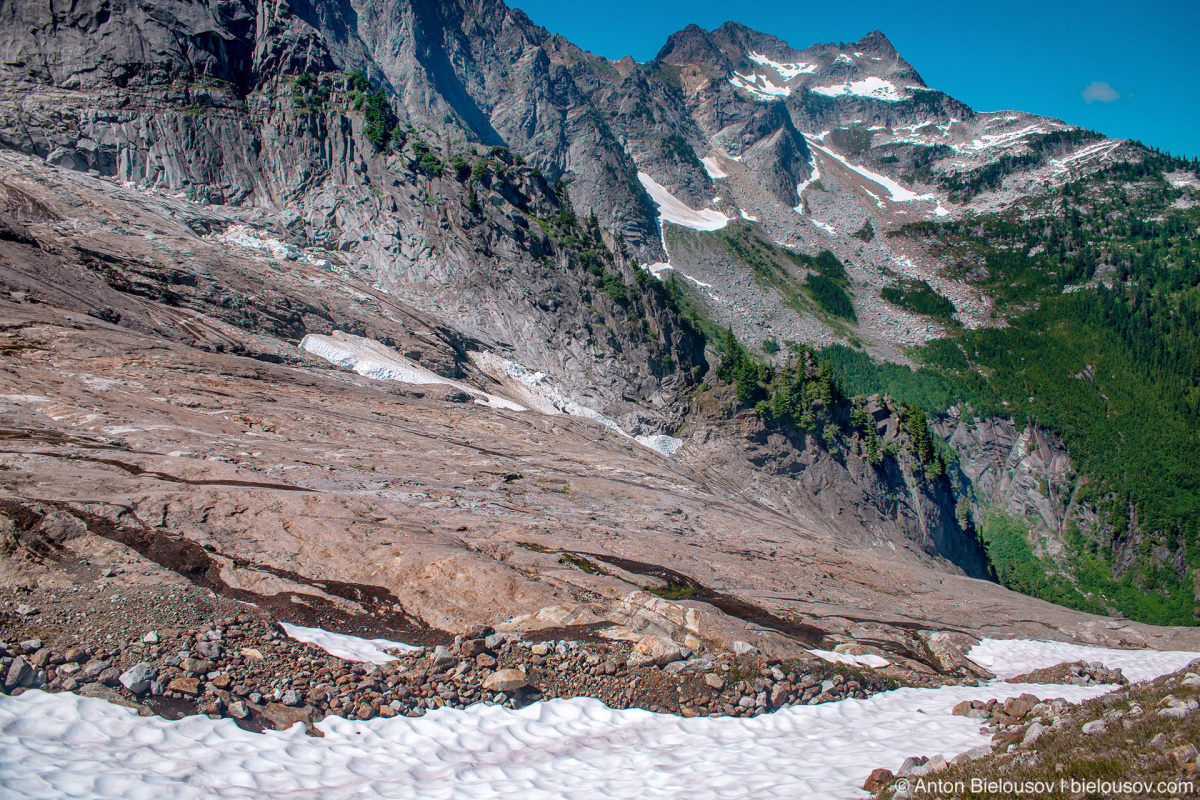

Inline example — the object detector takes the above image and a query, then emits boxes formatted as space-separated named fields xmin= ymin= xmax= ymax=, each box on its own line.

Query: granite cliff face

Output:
xmin=0 ymin=0 xmax=1188 ymax=653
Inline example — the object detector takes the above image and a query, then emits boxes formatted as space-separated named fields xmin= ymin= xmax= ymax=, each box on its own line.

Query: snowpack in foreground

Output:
xmin=0 ymin=639 xmax=1196 ymax=799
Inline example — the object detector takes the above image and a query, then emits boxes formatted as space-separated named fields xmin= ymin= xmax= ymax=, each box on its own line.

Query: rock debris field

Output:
xmin=0 ymin=582 xmax=892 ymax=733
xmin=2 ymin=582 xmax=1200 ymax=799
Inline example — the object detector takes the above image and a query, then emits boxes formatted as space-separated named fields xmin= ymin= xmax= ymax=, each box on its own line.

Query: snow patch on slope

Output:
xmin=208 ymin=225 xmax=328 ymax=266
xmin=471 ymin=352 xmax=684 ymax=457
xmin=281 ymin=623 xmax=418 ymax=665
xmin=745 ymin=52 xmax=815 ymax=79
xmin=647 ymin=262 xmax=712 ymax=288
xmin=299 ymin=332 xmax=525 ymax=411
xmin=809 ymin=648 xmax=890 ymax=669
xmin=793 ymin=155 xmax=822 ymax=214
xmin=969 ymin=639 xmax=1200 ymax=683
xmin=729 ymin=72 xmax=791 ymax=99
xmin=638 ymin=173 xmax=730 ymax=232
xmin=810 ymin=142 xmax=933 ymax=202
xmin=2 ymin=639 xmax=1194 ymax=799
xmin=700 ymin=157 xmax=728 ymax=179
xmin=812 ymin=77 xmax=906 ymax=102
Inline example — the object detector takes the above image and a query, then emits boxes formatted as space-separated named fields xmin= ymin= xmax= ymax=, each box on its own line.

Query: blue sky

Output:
xmin=511 ymin=0 xmax=1198 ymax=159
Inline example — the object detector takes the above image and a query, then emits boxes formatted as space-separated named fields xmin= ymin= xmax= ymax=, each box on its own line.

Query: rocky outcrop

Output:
xmin=679 ymin=378 xmax=990 ymax=580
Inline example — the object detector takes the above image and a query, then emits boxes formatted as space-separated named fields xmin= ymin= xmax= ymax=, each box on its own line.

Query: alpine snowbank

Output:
xmin=0 ymin=639 xmax=1194 ymax=799
xmin=299 ymin=332 xmax=525 ymax=411
xmin=280 ymin=623 xmax=418 ymax=665
xmin=638 ymin=173 xmax=730 ymax=232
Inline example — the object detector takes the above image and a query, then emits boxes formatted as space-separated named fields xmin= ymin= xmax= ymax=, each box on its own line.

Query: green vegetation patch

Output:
xmin=880 ymin=279 xmax=956 ymax=322
xmin=805 ymin=274 xmax=856 ymax=321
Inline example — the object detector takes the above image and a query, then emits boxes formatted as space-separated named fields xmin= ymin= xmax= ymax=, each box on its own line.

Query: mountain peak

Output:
xmin=852 ymin=30 xmax=900 ymax=58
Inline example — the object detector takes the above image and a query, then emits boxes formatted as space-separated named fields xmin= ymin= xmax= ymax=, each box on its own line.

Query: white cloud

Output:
xmin=1082 ymin=81 xmax=1120 ymax=104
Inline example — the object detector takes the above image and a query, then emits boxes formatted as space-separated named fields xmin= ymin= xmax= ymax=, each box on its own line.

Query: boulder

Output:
xmin=862 ymin=768 xmax=894 ymax=792
xmin=627 ymin=636 xmax=684 ymax=668
xmin=257 ymin=702 xmax=317 ymax=732
xmin=482 ymin=669 xmax=529 ymax=692
xmin=919 ymin=631 xmax=993 ymax=679
xmin=3 ymin=657 xmax=31 ymax=691
xmin=1169 ymin=744 xmax=1199 ymax=769
xmin=118 ymin=663 xmax=157 ymax=695
xmin=460 ymin=639 xmax=487 ymax=658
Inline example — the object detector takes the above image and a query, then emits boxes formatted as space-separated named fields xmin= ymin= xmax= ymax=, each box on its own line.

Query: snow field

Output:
xmin=647 ymin=262 xmax=713 ymax=288
xmin=0 ymin=638 xmax=1195 ymax=799
xmin=729 ymin=71 xmax=791 ymax=99
xmin=701 ymin=157 xmax=728 ymax=179
xmin=299 ymin=332 xmax=525 ymax=411
xmin=745 ymin=52 xmax=816 ymax=79
xmin=638 ymin=173 xmax=730 ymax=231
xmin=812 ymin=77 xmax=906 ymax=102
xmin=469 ymin=352 xmax=684 ymax=458
xmin=969 ymin=638 xmax=1200 ymax=683
xmin=808 ymin=648 xmax=890 ymax=669
xmin=280 ymin=623 xmax=418 ymax=665
xmin=299 ymin=333 xmax=683 ymax=457
xmin=809 ymin=142 xmax=934 ymax=203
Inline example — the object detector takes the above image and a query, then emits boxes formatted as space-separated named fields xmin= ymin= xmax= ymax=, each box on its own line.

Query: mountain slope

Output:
xmin=0 ymin=0 xmax=1196 ymax=640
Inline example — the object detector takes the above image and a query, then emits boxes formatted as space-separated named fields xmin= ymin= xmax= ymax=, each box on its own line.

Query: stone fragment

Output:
xmin=257 ymin=703 xmax=316 ymax=731
xmin=97 ymin=668 xmax=123 ymax=687
xmin=482 ymin=669 xmax=528 ymax=692
xmin=463 ymin=625 xmax=494 ymax=641
xmin=704 ymin=674 xmax=724 ymax=690
xmin=180 ymin=658 xmax=211 ymax=676
xmin=4 ymin=657 xmax=31 ymax=690
xmin=119 ymin=663 xmax=157 ymax=695
xmin=1003 ymin=697 xmax=1033 ymax=718
xmin=950 ymin=746 xmax=991 ymax=764
xmin=82 ymin=660 xmax=110 ymax=678
xmin=167 ymin=677 xmax=201 ymax=696
xmin=1081 ymin=720 xmax=1107 ymax=735
xmin=896 ymin=756 xmax=929 ymax=778
xmin=142 ymin=632 xmax=159 ymax=645
xmin=627 ymin=636 xmax=683 ymax=668
xmin=1169 ymin=744 xmax=1199 ymax=769
xmin=862 ymin=768 xmax=894 ymax=792
xmin=460 ymin=639 xmax=487 ymax=658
